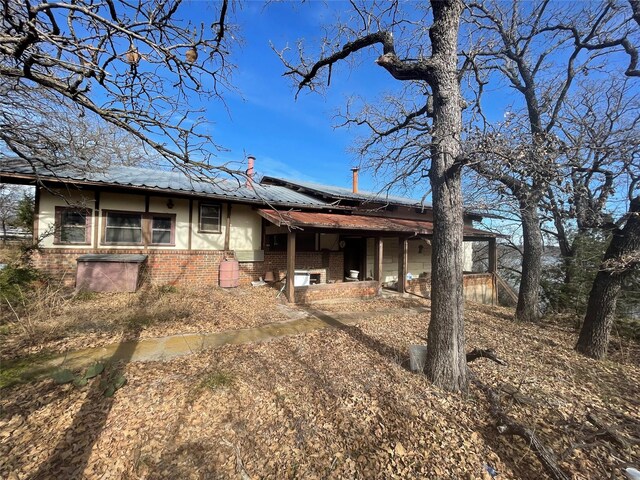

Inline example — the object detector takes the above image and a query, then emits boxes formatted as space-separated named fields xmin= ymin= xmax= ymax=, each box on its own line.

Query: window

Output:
xmin=265 ymin=232 xmax=317 ymax=252
xmin=102 ymin=211 xmax=176 ymax=246
xmin=104 ymin=212 xmax=142 ymax=244
xmin=199 ymin=204 xmax=221 ymax=233
xmin=265 ymin=233 xmax=287 ymax=252
xmin=55 ymin=207 xmax=91 ymax=245
xmin=150 ymin=215 xmax=173 ymax=245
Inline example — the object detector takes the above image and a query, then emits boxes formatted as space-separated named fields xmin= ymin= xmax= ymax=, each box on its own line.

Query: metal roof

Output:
xmin=260 ymin=176 xmax=432 ymax=209
xmin=258 ymin=209 xmax=496 ymax=238
xmin=0 ymin=158 xmax=328 ymax=208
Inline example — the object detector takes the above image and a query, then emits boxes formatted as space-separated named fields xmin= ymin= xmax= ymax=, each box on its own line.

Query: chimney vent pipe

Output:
xmin=246 ymin=155 xmax=255 ymax=187
xmin=351 ymin=167 xmax=359 ymax=193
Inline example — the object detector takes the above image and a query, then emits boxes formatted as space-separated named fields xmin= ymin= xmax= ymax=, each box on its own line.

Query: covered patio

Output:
xmin=258 ymin=209 xmax=498 ymax=304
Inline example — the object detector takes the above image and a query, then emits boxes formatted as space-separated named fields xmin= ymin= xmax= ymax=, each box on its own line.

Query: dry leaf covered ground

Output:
xmin=1 ymin=291 xmax=639 ymax=479
xmin=0 ymin=285 xmax=291 ymax=360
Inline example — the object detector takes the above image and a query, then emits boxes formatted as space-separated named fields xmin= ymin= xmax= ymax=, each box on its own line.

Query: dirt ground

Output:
xmin=1 ymin=291 xmax=639 ymax=479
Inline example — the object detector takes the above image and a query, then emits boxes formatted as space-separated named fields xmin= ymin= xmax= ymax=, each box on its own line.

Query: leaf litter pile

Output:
xmin=0 ymin=285 xmax=291 ymax=360
xmin=1 ymin=294 xmax=639 ymax=479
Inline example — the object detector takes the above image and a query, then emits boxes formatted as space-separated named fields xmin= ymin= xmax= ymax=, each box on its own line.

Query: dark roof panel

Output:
xmin=260 ymin=176 xmax=432 ymax=209
xmin=0 ymin=159 xmax=328 ymax=208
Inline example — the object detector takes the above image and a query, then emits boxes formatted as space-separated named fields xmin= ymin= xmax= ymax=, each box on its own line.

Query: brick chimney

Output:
xmin=246 ymin=155 xmax=255 ymax=187
xmin=351 ymin=167 xmax=359 ymax=193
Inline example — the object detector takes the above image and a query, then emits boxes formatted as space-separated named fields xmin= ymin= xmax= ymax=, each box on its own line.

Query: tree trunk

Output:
xmin=515 ymin=201 xmax=542 ymax=322
xmin=424 ymin=0 xmax=468 ymax=392
xmin=576 ymin=196 xmax=640 ymax=359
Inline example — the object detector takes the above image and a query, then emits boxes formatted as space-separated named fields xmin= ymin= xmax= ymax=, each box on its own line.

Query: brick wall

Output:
xmin=263 ymin=251 xmax=344 ymax=282
xmin=294 ymin=281 xmax=380 ymax=304
xmin=32 ymin=249 xmax=265 ymax=287
xmin=31 ymin=248 xmax=347 ymax=289
xmin=406 ymin=277 xmax=431 ymax=298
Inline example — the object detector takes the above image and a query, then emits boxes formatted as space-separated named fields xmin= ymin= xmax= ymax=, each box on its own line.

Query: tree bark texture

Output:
xmin=423 ymin=0 xmax=468 ymax=392
xmin=576 ymin=196 xmax=640 ymax=359
xmin=516 ymin=201 xmax=543 ymax=322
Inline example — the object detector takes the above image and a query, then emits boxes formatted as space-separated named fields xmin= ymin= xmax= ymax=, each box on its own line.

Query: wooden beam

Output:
xmin=398 ymin=236 xmax=408 ymax=294
xmin=224 ymin=202 xmax=232 ymax=251
xmin=488 ymin=237 xmax=498 ymax=305
xmin=93 ymin=190 xmax=100 ymax=250
xmin=187 ymin=198 xmax=193 ymax=251
xmin=374 ymin=236 xmax=383 ymax=281
xmin=488 ymin=237 xmax=497 ymax=273
xmin=286 ymin=231 xmax=296 ymax=303
xmin=33 ymin=186 xmax=40 ymax=244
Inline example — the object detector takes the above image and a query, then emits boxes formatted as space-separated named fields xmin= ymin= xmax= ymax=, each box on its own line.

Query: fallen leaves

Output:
xmin=0 ymin=295 xmax=638 ymax=479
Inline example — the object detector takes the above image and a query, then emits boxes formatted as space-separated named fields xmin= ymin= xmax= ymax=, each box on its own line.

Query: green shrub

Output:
xmin=0 ymin=264 xmax=38 ymax=305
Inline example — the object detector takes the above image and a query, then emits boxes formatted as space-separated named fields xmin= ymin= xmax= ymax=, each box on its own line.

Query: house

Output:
xmin=0 ymin=157 xmax=497 ymax=303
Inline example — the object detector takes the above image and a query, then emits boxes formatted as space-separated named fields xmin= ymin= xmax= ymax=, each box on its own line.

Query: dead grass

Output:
xmin=0 ymin=285 xmax=292 ymax=360
xmin=1 ymin=297 xmax=638 ymax=479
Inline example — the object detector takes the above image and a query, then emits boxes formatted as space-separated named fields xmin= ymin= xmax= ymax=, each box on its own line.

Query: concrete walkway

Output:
xmin=40 ymin=306 xmax=429 ymax=372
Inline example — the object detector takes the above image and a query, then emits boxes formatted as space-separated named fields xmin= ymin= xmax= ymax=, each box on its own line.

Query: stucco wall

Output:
xmin=37 ymin=189 xmax=262 ymax=253
xmin=38 ymin=189 xmax=97 ymax=248
xmin=229 ymin=204 xmax=262 ymax=251
xmin=191 ymin=201 xmax=226 ymax=250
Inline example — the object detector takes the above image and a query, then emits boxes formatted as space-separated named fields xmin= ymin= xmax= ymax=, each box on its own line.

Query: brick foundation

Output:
xmin=32 ymin=249 xmax=263 ymax=288
xmin=31 ymin=248 xmax=346 ymax=289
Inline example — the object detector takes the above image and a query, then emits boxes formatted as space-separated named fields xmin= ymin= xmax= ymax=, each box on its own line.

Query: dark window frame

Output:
xmin=101 ymin=210 xmax=176 ymax=247
xmin=265 ymin=232 xmax=317 ymax=252
xmin=54 ymin=206 xmax=92 ymax=245
xmin=148 ymin=213 xmax=176 ymax=246
xmin=198 ymin=203 xmax=222 ymax=234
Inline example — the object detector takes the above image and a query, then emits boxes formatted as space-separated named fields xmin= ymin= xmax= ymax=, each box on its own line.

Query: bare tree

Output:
xmin=576 ymin=189 xmax=639 ymax=359
xmin=1 ymin=0 xmax=236 ymax=177
xmin=277 ymin=0 xmax=470 ymax=392
xmin=464 ymin=0 xmax=638 ymax=322
xmin=542 ymin=79 xmax=639 ymax=275
xmin=0 ymin=81 xmax=161 ymax=171
xmin=549 ymin=82 xmax=640 ymax=359
xmin=0 ymin=184 xmax=19 ymax=243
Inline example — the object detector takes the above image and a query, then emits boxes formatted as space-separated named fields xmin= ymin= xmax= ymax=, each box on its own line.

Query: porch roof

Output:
xmin=257 ymin=209 xmax=496 ymax=238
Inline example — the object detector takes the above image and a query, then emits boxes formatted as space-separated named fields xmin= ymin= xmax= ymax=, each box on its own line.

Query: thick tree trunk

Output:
xmin=424 ymin=0 xmax=468 ymax=392
xmin=576 ymin=196 xmax=640 ymax=359
xmin=515 ymin=201 xmax=543 ymax=322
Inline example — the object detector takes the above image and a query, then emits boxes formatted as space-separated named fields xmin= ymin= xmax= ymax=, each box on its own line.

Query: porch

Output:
xmin=258 ymin=210 xmax=498 ymax=304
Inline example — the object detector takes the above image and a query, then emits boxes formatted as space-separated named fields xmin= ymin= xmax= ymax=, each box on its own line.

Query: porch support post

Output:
xmin=488 ymin=237 xmax=497 ymax=273
xmin=374 ymin=236 xmax=383 ymax=282
xmin=286 ymin=231 xmax=296 ymax=303
xmin=488 ymin=237 xmax=497 ymax=305
xmin=398 ymin=236 xmax=408 ymax=294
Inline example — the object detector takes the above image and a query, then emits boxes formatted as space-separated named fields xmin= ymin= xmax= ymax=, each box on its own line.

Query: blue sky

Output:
xmin=189 ymin=1 xmax=424 ymax=193
xmin=193 ymin=1 xmax=524 ymax=199
xmin=172 ymin=1 xmax=634 ymax=206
